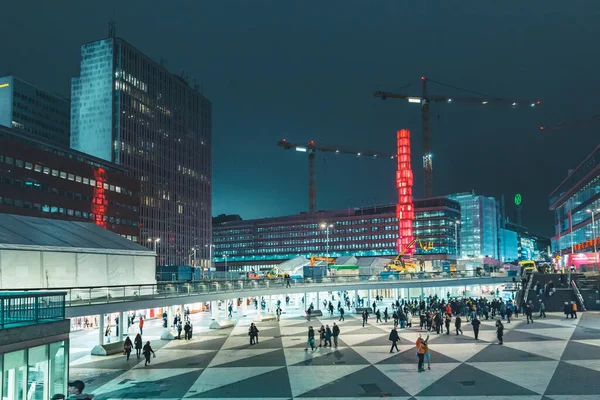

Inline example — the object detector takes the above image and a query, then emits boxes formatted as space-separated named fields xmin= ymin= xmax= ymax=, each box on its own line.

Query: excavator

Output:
xmin=384 ymin=238 xmax=433 ymax=273
xmin=309 ymin=255 xmax=336 ymax=266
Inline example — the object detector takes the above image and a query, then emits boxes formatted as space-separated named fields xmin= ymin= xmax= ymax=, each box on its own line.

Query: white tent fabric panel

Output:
xmin=107 ymin=255 xmax=133 ymax=285
xmin=1 ymin=250 xmax=42 ymax=289
xmin=133 ymin=256 xmax=156 ymax=285
xmin=42 ymin=252 xmax=77 ymax=288
xmin=77 ymin=253 xmax=108 ymax=287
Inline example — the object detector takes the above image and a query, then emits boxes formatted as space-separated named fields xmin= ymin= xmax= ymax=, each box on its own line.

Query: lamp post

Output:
xmin=205 ymin=244 xmax=215 ymax=270
xmin=450 ymin=220 xmax=460 ymax=257
xmin=585 ymin=208 xmax=600 ymax=256
xmin=147 ymin=237 xmax=160 ymax=252
xmin=320 ymin=223 xmax=334 ymax=259
xmin=224 ymin=254 xmax=229 ymax=273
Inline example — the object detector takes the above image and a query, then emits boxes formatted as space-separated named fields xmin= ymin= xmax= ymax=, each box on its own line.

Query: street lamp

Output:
xmin=585 ymin=208 xmax=600 ymax=255
xmin=450 ymin=220 xmax=461 ymax=257
xmin=224 ymin=254 xmax=229 ymax=273
xmin=205 ymin=244 xmax=215 ymax=270
xmin=320 ymin=223 xmax=334 ymax=259
xmin=147 ymin=237 xmax=160 ymax=252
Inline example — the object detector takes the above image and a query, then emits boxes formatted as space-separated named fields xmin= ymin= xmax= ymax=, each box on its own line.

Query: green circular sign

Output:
xmin=514 ymin=193 xmax=522 ymax=206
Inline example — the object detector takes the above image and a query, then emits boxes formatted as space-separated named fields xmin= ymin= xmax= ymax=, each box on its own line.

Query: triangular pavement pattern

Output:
xmin=573 ymin=339 xmax=600 ymax=347
xmin=504 ymin=340 xmax=569 ymax=361
xmin=353 ymin=345 xmax=413 ymax=365
xmin=376 ymin=363 xmax=461 ymax=396
xmin=207 ymin=348 xmax=279 ymax=367
xmin=212 ymin=348 xmax=286 ymax=367
xmin=298 ymin=365 xmax=410 ymax=398
xmin=287 ymin=365 xmax=368 ymax=397
xmin=570 ymin=326 xmax=600 ymax=341
xmin=468 ymin=361 xmax=559 ymax=394
xmin=283 ymin=347 xmax=339 ymax=366
xmin=415 ymin=363 xmax=538 ymax=397
xmin=376 ymin=346 xmax=460 ymax=365
xmin=185 ymin=366 xmax=282 ymax=396
xmin=513 ymin=327 xmax=575 ymax=341
xmin=504 ymin=329 xmax=564 ymax=342
xmin=133 ymin=349 xmax=218 ymax=369
xmin=561 ymin=340 xmax=600 ymax=360
xmin=222 ymin=335 xmax=282 ymax=350
xmin=564 ymin=359 xmax=600 ymax=373
xmin=186 ymin=365 xmax=292 ymax=398
xmin=545 ymin=361 xmax=600 ymax=396
xmin=290 ymin=346 xmax=368 ymax=366
xmin=467 ymin=342 xmax=554 ymax=362
xmin=338 ymin=333 xmax=388 ymax=347
xmin=461 ymin=329 xmax=503 ymax=343
xmin=429 ymin=342 xmax=489 ymax=362
xmin=280 ymin=326 xmax=312 ymax=336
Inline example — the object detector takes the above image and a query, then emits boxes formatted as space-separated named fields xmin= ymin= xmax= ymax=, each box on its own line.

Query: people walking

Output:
xmin=376 ymin=309 xmax=382 ymax=323
xmin=389 ymin=327 xmax=400 ymax=353
xmin=123 ymin=336 xmax=133 ymax=360
xmin=525 ymin=303 xmax=534 ymax=324
xmin=228 ymin=303 xmax=233 ymax=318
xmin=139 ymin=316 xmax=144 ymax=335
xmin=143 ymin=341 xmax=155 ymax=366
xmin=318 ymin=325 xmax=326 ymax=347
xmin=305 ymin=326 xmax=316 ymax=351
xmin=134 ymin=333 xmax=143 ymax=358
xmin=276 ymin=306 xmax=282 ymax=322
xmin=362 ymin=309 xmax=369 ymax=327
xmin=423 ymin=335 xmax=431 ymax=370
xmin=184 ymin=320 xmax=191 ymax=340
xmin=455 ymin=315 xmax=463 ymax=335
xmin=339 ymin=307 xmax=345 ymax=321
xmin=332 ymin=323 xmax=340 ymax=348
xmin=177 ymin=320 xmax=183 ymax=339
xmin=496 ymin=320 xmax=504 ymax=345
xmin=444 ymin=314 xmax=451 ymax=335
xmin=325 ymin=325 xmax=333 ymax=347
xmin=249 ymin=322 xmax=259 ymax=345
xmin=471 ymin=316 xmax=481 ymax=340
xmin=306 ymin=306 xmax=312 ymax=321
xmin=416 ymin=335 xmax=427 ymax=372
xmin=539 ymin=300 xmax=546 ymax=318
xmin=384 ymin=307 xmax=389 ymax=323
xmin=571 ymin=301 xmax=578 ymax=319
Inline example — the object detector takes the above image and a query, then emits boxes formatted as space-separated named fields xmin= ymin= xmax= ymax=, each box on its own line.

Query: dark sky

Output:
xmin=2 ymin=1 xmax=599 ymax=237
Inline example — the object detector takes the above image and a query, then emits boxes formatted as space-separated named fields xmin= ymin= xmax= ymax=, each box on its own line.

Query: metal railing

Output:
xmin=522 ymin=272 xmax=534 ymax=305
xmin=0 ymin=270 xmax=503 ymax=309
xmin=0 ymin=292 xmax=66 ymax=329
xmin=571 ymin=279 xmax=587 ymax=311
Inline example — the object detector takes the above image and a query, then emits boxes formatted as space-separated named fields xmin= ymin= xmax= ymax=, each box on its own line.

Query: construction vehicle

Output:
xmin=309 ymin=255 xmax=336 ymax=266
xmin=265 ymin=267 xmax=290 ymax=280
xmin=383 ymin=238 xmax=433 ymax=274
xmin=519 ymin=260 xmax=538 ymax=275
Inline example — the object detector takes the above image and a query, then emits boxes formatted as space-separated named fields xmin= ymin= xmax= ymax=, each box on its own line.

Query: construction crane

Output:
xmin=375 ymin=77 xmax=541 ymax=198
xmin=277 ymin=139 xmax=396 ymax=213
xmin=540 ymin=115 xmax=600 ymax=131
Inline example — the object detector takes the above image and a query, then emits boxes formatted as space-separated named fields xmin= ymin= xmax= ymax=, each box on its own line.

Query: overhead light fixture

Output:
xmin=408 ymin=97 xmax=421 ymax=103
xmin=296 ymin=147 xmax=307 ymax=152
xmin=447 ymin=98 xmax=453 ymax=103
xmin=482 ymin=101 xmax=488 ymax=105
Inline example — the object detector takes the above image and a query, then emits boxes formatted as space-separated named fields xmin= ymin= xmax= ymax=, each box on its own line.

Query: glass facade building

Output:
xmin=0 ymin=76 xmax=70 ymax=147
xmin=213 ymin=198 xmax=461 ymax=271
xmin=70 ymin=37 xmax=212 ymax=265
xmin=450 ymin=192 xmax=499 ymax=259
xmin=549 ymin=144 xmax=600 ymax=270
xmin=0 ymin=126 xmax=140 ymax=240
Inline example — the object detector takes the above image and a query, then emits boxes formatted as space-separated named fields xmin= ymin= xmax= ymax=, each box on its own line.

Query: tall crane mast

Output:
xmin=277 ymin=139 xmax=396 ymax=214
xmin=375 ymin=77 xmax=540 ymax=198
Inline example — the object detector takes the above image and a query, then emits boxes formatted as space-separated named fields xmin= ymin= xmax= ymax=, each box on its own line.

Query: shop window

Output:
xmin=27 ymin=345 xmax=49 ymax=400
xmin=49 ymin=341 xmax=67 ymax=399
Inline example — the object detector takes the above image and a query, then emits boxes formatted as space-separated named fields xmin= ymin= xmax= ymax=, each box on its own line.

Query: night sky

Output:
xmin=2 ymin=1 xmax=599 ymax=237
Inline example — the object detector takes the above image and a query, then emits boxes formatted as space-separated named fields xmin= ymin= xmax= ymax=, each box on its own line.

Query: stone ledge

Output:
xmin=91 ymin=342 xmax=124 ymax=356
xmin=254 ymin=313 xmax=276 ymax=322
xmin=210 ymin=320 xmax=235 ymax=329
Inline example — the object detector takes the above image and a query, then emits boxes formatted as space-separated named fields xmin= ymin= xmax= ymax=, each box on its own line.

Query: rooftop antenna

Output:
xmin=108 ymin=20 xmax=116 ymax=38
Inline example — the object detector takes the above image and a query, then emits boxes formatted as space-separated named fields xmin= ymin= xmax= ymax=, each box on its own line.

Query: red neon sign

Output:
xmin=91 ymin=167 xmax=108 ymax=228
xmin=396 ymin=129 xmax=414 ymax=255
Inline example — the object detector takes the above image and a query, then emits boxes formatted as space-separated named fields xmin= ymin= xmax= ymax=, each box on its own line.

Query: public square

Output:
xmin=69 ymin=309 xmax=600 ymax=400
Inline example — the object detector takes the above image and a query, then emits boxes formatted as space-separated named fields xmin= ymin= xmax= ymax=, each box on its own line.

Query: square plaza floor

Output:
xmin=70 ymin=311 xmax=600 ymax=400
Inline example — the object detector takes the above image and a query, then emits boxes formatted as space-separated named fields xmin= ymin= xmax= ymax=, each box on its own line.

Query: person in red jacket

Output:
xmin=139 ymin=316 xmax=144 ymax=335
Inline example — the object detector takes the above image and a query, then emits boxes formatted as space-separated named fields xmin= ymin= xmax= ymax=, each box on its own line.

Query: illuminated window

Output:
xmin=15 ymin=159 xmax=24 ymax=168
xmin=52 ymin=169 xmax=59 ymax=176
xmin=90 ymin=179 xmax=96 ymax=186
xmin=83 ymin=178 xmax=89 ymax=185
xmin=25 ymin=162 xmax=33 ymax=170
xmin=75 ymin=175 xmax=82 ymax=183
xmin=68 ymin=174 xmax=74 ymax=181
xmin=43 ymin=167 xmax=50 ymax=174
xmin=60 ymin=172 xmax=66 ymax=179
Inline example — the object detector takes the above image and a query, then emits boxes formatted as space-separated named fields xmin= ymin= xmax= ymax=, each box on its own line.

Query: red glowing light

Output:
xmin=421 ymin=76 xmax=426 ymax=81
xmin=396 ymin=129 xmax=414 ymax=255
xmin=91 ymin=168 xmax=108 ymax=228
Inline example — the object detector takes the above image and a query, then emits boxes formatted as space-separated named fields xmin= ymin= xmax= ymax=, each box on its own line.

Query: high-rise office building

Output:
xmin=70 ymin=36 xmax=212 ymax=265
xmin=0 ymin=75 xmax=70 ymax=146
xmin=450 ymin=192 xmax=499 ymax=259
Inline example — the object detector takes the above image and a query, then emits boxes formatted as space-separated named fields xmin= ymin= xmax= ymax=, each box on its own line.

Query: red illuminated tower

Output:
xmin=396 ymin=129 xmax=414 ymax=255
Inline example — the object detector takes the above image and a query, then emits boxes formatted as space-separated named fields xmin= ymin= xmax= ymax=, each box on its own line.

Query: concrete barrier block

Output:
xmin=91 ymin=342 xmax=124 ymax=356
xmin=161 ymin=330 xmax=176 ymax=340
xmin=210 ymin=320 xmax=235 ymax=329
xmin=254 ymin=313 xmax=276 ymax=322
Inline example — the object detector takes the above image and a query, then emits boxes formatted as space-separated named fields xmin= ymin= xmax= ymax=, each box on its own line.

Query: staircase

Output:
xmin=516 ymin=273 xmax=581 ymax=312
xmin=573 ymin=274 xmax=600 ymax=311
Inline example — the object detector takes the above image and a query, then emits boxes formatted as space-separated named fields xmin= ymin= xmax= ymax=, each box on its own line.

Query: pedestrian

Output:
xmin=422 ymin=335 xmax=431 ymax=370
xmin=332 ymin=323 xmax=340 ymax=348
xmin=276 ymin=306 xmax=282 ymax=321
xmin=389 ymin=327 xmax=400 ymax=353
xmin=416 ymin=335 xmax=427 ymax=372
xmin=571 ymin=301 xmax=578 ymax=319
xmin=123 ymin=336 xmax=133 ymax=360
xmin=539 ymin=300 xmax=546 ymax=318
xmin=115 ymin=315 xmax=119 ymax=337
xmin=496 ymin=320 xmax=504 ymax=345
xmin=563 ymin=302 xmax=570 ymax=318
xmin=134 ymin=333 xmax=143 ymax=358
xmin=325 ymin=325 xmax=333 ymax=347
xmin=526 ymin=303 xmax=534 ymax=324
xmin=184 ymin=320 xmax=191 ymax=340
xmin=305 ymin=326 xmax=316 ymax=351
xmin=139 ymin=316 xmax=144 ymax=335
xmin=249 ymin=322 xmax=259 ymax=345
xmin=142 ymin=341 xmax=155 ymax=366
xmin=362 ymin=309 xmax=369 ymax=327
xmin=228 ymin=303 xmax=233 ymax=318
xmin=67 ymin=380 xmax=94 ymax=399
xmin=376 ymin=309 xmax=382 ymax=323
xmin=176 ymin=320 xmax=183 ymax=339
xmin=339 ymin=307 xmax=345 ymax=321
xmin=444 ymin=314 xmax=451 ymax=335
xmin=384 ymin=307 xmax=389 ymax=323
xmin=318 ymin=325 xmax=326 ymax=347
xmin=455 ymin=315 xmax=463 ymax=335
xmin=471 ymin=316 xmax=481 ymax=340
xmin=306 ymin=306 xmax=312 ymax=321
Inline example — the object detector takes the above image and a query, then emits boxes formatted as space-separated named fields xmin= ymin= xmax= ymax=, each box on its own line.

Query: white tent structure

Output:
xmin=0 ymin=214 xmax=156 ymax=289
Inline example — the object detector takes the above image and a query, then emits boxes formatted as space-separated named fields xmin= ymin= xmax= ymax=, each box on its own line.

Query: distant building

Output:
xmin=213 ymin=214 xmax=243 ymax=225
xmin=0 ymin=75 xmax=70 ymax=146
xmin=501 ymin=221 xmax=550 ymax=262
xmin=549 ymin=144 xmax=600 ymax=271
xmin=212 ymin=197 xmax=461 ymax=271
xmin=449 ymin=192 xmax=499 ymax=259
xmin=0 ymin=126 xmax=140 ymax=240
xmin=70 ymin=35 xmax=212 ymax=265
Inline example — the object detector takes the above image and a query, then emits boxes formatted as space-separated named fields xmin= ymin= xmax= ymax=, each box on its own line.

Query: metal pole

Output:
xmin=326 ymin=226 xmax=330 ymax=259
xmin=225 ymin=255 xmax=228 ymax=273
xmin=593 ymin=210 xmax=597 ymax=255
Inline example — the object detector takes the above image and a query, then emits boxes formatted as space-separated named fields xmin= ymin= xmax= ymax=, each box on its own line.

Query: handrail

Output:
xmin=571 ymin=279 xmax=587 ymax=311
xmin=522 ymin=272 xmax=534 ymax=305
xmin=0 ymin=271 xmax=501 ymax=308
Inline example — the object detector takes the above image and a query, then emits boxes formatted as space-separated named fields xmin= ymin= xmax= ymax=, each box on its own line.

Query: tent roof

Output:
xmin=0 ymin=214 xmax=154 ymax=255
